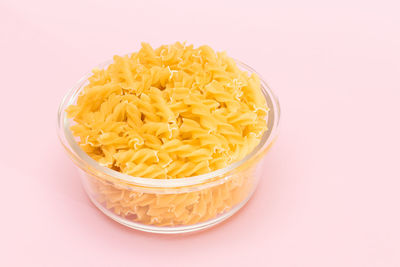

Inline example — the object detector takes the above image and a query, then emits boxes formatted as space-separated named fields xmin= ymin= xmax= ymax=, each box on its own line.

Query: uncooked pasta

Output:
xmin=66 ymin=42 xmax=269 ymax=226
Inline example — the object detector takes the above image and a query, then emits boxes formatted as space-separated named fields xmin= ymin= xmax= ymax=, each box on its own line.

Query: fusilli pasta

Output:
xmin=67 ymin=42 xmax=268 ymax=226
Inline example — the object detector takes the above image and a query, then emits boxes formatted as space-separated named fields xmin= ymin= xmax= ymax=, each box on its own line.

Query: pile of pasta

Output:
xmin=67 ymin=42 xmax=268 ymax=226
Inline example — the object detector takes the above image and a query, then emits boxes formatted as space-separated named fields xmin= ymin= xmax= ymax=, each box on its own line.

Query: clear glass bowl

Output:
xmin=57 ymin=59 xmax=280 ymax=234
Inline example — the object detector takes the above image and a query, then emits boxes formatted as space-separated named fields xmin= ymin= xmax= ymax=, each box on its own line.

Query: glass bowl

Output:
xmin=57 ymin=58 xmax=280 ymax=234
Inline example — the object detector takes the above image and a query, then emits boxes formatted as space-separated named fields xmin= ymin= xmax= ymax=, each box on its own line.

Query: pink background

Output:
xmin=1 ymin=0 xmax=399 ymax=266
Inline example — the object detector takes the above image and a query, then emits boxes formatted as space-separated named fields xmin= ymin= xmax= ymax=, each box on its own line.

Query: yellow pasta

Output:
xmin=67 ymin=42 xmax=268 ymax=226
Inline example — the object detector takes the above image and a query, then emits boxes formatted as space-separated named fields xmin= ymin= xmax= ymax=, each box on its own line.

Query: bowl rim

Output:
xmin=57 ymin=57 xmax=280 ymax=188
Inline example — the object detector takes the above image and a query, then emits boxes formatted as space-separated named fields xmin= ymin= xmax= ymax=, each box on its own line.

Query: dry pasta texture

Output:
xmin=84 ymin=168 xmax=257 ymax=226
xmin=67 ymin=42 xmax=268 ymax=226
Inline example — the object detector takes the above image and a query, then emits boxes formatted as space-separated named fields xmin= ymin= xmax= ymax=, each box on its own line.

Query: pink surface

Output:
xmin=1 ymin=0 xmax=399 ymax=266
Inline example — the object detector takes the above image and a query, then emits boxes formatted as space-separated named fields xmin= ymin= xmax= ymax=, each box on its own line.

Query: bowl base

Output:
xmin=84 ymin=184 xmax=254 ymax=234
